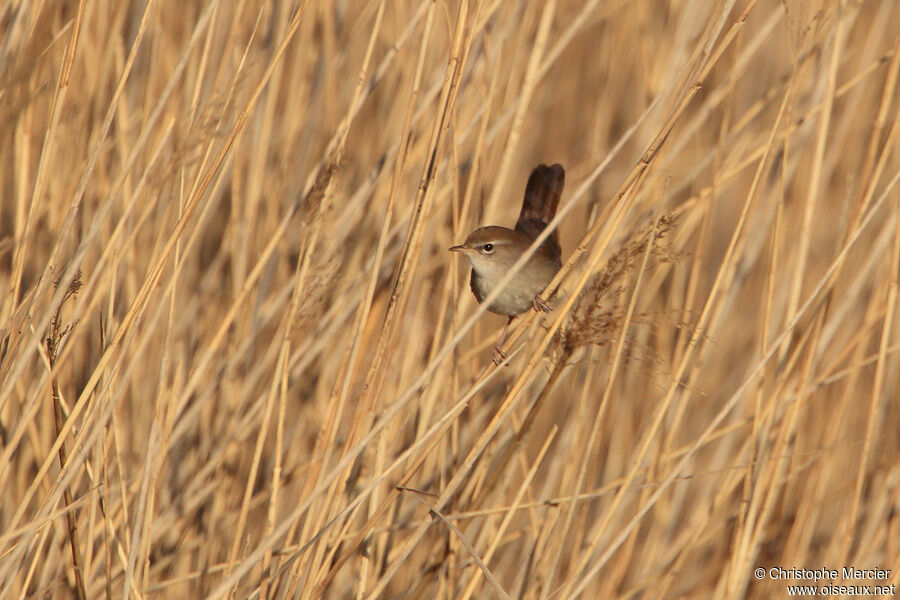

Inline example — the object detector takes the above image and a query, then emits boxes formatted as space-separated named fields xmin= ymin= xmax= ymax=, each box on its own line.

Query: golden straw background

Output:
xmin=1 ymin=0 xmax=899 ymax=598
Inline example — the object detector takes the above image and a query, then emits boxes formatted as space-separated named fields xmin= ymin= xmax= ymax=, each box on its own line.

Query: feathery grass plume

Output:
xmin=555 ymin=213 xmax=678 ymax=359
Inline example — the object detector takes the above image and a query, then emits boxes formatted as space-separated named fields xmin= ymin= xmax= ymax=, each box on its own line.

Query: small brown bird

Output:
xmin=450 ymin=163 xmax=565 ymax=364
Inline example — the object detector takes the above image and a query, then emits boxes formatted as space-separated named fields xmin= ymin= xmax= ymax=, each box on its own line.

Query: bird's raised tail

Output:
xmin=516 ymin=163 xmax=565 ymax=247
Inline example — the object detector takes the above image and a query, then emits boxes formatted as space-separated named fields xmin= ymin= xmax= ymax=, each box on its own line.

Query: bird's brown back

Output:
xmin=515 ymin=163 xmax=564 ymax=258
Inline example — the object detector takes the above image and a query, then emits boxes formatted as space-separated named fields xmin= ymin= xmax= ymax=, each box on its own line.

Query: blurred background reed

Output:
xmin=1 ymin=0 xmax=899 ymax=598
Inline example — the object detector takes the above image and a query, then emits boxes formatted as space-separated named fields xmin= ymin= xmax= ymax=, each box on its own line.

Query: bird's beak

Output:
xmin=448 ymin=244 xmax=467 ymax=253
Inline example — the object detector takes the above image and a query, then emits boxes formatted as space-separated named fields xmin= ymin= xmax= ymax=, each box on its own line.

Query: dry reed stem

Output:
xmin=457 ymin=424 xmax=557 ymax=600
xmin=44 ymin=273 xmax=86 ymax=600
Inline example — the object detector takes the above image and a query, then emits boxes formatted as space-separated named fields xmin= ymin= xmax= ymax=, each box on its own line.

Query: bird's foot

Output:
xmin=492 ymin=346 xmax=508 ymax=366
xmin=533 ymin=294 xmax=552 ymax=313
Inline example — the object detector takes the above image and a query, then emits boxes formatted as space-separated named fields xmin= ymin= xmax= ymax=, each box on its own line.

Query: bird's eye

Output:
xmin=482 ymin=243 xmax=495 ymax=254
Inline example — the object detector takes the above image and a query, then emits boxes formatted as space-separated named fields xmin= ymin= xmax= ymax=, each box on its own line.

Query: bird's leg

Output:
xmin=532 ymin=294 xmax=552 ymax=313
xmin=492 ymin=316 xmax=515 ymax=365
